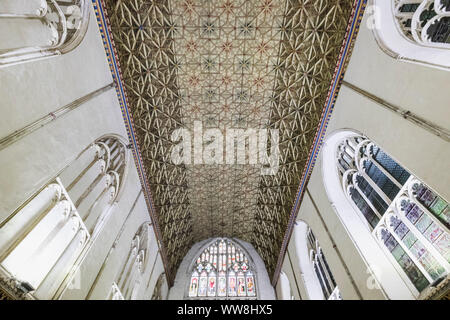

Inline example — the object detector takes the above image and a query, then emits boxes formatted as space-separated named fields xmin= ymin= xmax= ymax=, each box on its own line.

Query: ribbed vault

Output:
xmin=104 ymin=0 xmax=355 ymax=279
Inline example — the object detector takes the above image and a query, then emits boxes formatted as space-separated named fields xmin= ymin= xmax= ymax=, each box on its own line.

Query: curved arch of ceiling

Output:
xmin=103 ymin=0 xmax=357 ymax=279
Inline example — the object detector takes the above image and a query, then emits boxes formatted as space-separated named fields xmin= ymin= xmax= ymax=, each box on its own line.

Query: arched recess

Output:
xmin=110 ymin=222 xmax=152 ymax=300
xmin=186 ymin=238 xmax=258 ymax=299
xmin=151 ymin=273 xmax=168 ymax=300
xmin=276 ymin=272 xmax=293 ymax=300
xmin=371 ymin=0 xmax=450 ymax=70
xmin=169 ymin=238 xmax=275 ymax=300
xmin=293 ymin=221 xmax=342 ymax=300
xmin=322 ymin=130 xmax=449 ymax=299
xmin=0 ymin=134 xmax=129 ymax=300
xmin=0 ymin=0 xmax=90 ymax=67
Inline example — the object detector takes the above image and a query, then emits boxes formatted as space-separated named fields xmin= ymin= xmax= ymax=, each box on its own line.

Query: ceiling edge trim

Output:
xmin=271 ymin=0 xmax=368 ymax=287
xmin=91 ymin=0 xmax=174 ymax=285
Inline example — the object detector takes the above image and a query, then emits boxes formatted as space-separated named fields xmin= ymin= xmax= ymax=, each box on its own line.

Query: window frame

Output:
xmin=326 ymin=130 xmax=450 ymax=298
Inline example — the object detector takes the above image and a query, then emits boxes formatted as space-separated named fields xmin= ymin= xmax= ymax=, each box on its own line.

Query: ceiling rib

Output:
xmin=96 ymin=0 xmax=365 ymax=283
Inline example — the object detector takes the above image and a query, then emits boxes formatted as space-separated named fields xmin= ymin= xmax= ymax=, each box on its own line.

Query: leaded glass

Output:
xmin=237 ymin=272 xmax=246 ymax=296
xmin=370 ymin=145 xmax=410 ymax=185
xmin=389 ymin=215 xmax=446 ymax=281
xmin=364 ymin=160 xmax=400 ymax=200
xmin=228 ymin=271 xmax=237 ymax=297
xmin=337 ymin=134 xmax=449 ymax=294
xmin=198 ymin=271 xmax=207 ymax=297
xmin=356 ymin=174 xmax=390 ymax=215
xmin=207 ymin=271 xmax=216 ymax=297
xmin=350 ymin=186 xmax=380 ymax=228
xmin=187 ymin=238 xmax=257 ymax=299
xmin=400 ymin=199 xmax=450 ymax=263
xmin=413 ymin=183 xmax=450 ymax=228
xmin=246 ymin=271 xmax=256 ymax=297
xmin=189 ymin=271 xmax=199 ymax=297
xmin=380 ymin=228 xmax=429 ymax=291
xmin=307 ymin=228 xmax=341 ymax=299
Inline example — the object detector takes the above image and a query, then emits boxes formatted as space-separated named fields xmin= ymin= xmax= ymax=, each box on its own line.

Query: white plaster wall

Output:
xmin=280 ymin=9 xmax=450 ymax=300
xmin=275 ymin=272 xmax=293 ymax=300
xmin=344 ymin=10 xmax=450 ymax=131
xmin=279 ymin=252 xmax=302 ymax=300
xmin=168 ymin=238 xmax=276 ymax=300
xmin=0 ymin=3 xmax=163 ymax=300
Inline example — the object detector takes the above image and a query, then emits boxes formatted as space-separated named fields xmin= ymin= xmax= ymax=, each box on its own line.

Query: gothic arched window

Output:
xmin=372 ymin=0 xmax=450 ymax=69
xmin=0 ymin=0 xmax=90 ymax=67
xmin=294 ymin=221 xmax=341 ymax=300
xmin=307 ymin=228 xmax=342 ymax=300
xmin=112 ymin=222 xmax=151 ymax=300
xmin=0 ymin=135 xmax=127 ymax=299
xmin=337 ymin=134 xmax=450 ymax=294
xmin=187 ymin=238 xmax=257 ymax=299
xmin=60 ymin=136 xmax=127 ymax=236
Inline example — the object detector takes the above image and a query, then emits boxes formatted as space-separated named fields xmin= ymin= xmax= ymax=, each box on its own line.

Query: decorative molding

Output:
xmin=0 ymin=0 xmax=91 ymax=67
xmin=270 ymin=0 xmax=367 ymax=284
xmin=91 ymin=0 xmax=174 ymax=284
xmin=0 ymin=83 xmax=114 ymax=151
xmin=423 ymin=274 xmax=450 ymax=300
xmin=0 ymin=270 xmax=35 ymax=300
xmin=342 ymin=80 xmax=450 ymax=142
xmin=85 ymin=190 xmax=143 ymax=299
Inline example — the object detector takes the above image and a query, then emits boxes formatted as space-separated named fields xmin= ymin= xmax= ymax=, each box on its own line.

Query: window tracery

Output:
xmin=0 ymin=0 xmax=90 ymax=67
xmin=0 ymin=135 xmax=127 ymax=299
xmin=372 ymin=0 xmax=450 ymax=69
xmin=187 ymin=238 xmax=257 ymax=299
xmin=393 ymin=0 xmax=450 ymax=48
xmin=114 ymin=222 xmax=151 ymax=300
xmin=306 ymin=228 xmax=342 ymax=300
xmin=337 ymin=134 xmax=450 ymax=293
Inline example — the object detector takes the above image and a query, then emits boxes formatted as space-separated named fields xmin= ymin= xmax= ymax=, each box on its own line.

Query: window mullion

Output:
xmin=336 ymin=161 xmax=347 ymax=176
xmin=367 ymin=154 xmax=403 ymax=189
xmin=314 ymin=257 xmax=331 ymax=297
xmin=0 ymin=184 xmax=62 ymax=262
xmin=386 ymin=219 xmax=435 ymax=283
xmin=396 ymin=205 xmax=450 ymax=273
xmin=373 ymin=223 xmax=421 ymax=297
xmin=352 ymin=183 xmax=384 ymax=220
xmin=359 ymin=171 xmax=392 ymax=205
xmin=409 ymin=195 xmax=450 ymax=235
xmin=317 ymin=252 xmax=335 ymax=292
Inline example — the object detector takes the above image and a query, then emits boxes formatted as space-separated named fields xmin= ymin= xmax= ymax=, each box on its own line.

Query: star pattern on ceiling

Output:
xmin=103 ymin=0 xmax=355 ymax=278
xmin=171 ymin=0 xmax=285 ymax=246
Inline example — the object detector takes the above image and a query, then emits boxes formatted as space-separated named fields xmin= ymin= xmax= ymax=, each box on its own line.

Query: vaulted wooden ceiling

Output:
xmin=103 ymin=0 xmax=355 ymax=279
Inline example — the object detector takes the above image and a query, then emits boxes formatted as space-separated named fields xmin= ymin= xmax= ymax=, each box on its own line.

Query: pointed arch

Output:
xmin=322 ymin=130 xmax=450 ymax=298
xmin=113 ymin=222 xmax=152 ymax=300
xmin=186 ymin=238 xmax=258 ymax=299
xmin=0 ymin=0 xmax=90 ymax=67
xmin=0 ymin=134 xmax=129 ymax=299
xmin=293 ymin=221 xmax=342 ymax=300
xmin=372 ymin=0 xmax=450 ymax=70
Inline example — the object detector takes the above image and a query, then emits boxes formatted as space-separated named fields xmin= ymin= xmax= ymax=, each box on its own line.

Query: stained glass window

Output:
xmin=337 ymin=135 xmax=450 ymax=294
xmin=379 ymin=228 xmax=429 ymax=292
xmin=187 ymin=238 xmax=257 ymax=299
xmin=307 ymin=228 xmax=342 ymax=300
